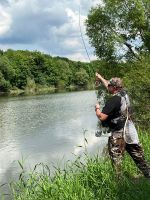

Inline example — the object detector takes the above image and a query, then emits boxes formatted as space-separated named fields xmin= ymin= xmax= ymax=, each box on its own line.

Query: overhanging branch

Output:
xmin=124 ymin=42 xmax=140 ymax=60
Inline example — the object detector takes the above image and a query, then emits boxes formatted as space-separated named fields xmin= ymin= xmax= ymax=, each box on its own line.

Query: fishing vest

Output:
xmin=111 ymin=90 xmax=131 ymax=126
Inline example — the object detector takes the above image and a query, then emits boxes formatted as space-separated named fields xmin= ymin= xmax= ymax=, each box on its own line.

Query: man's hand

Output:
xmin=95 ymin=103 xmax=108 ymax=121
xmin=95 ymin=72 xmax=102 ymax=80
xmin=95 ymin=72 xmax=109 ymax=89
xmin=95 ymin=103 xmax=100 ymax=111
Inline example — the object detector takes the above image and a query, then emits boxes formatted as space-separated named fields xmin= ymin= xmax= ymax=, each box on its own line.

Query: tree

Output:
xmin=0 ymin=71 xmax=11 ymax=92
xmin=123 ymin=55 xmax=150 ymax=124
xmin=0 ymin=56 xmax=15 ymax=81
xmin=86 ymin=0 xmax=150 ymax=61
xmin=74 ymin=68 xmax=89 ymax=87
xmin=0 ymin=49 xmax=98 ymax=91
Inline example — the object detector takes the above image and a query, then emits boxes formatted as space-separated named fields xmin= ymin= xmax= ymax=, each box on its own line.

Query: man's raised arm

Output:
xmin=95 ymin=72 xmax=109 ymax=89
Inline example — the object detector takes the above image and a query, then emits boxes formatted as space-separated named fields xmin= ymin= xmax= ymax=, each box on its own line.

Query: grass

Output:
xmin=9 ymin=129 xmax=150 ymax=200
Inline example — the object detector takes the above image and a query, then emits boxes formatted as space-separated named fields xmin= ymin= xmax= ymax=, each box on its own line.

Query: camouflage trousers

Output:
xmin=108 ymin=135 xmax=150 ymax=178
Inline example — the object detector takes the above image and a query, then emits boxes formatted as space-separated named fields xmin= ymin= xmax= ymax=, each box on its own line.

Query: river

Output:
xmin=0 ymin=90 xmax=108 ymax=197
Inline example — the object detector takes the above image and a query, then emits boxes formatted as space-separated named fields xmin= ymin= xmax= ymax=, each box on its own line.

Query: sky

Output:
xmin=0 ymin=0 xmax=101 ymax=62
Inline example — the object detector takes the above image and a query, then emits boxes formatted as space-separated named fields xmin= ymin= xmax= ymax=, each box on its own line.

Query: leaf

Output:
xmin=18 ymin=160 xmax=24 ymax=170
xmin=76 ymin=145 xmax=83 ymax=148
xmin=84 ymin=137 xmax=88 ymax=144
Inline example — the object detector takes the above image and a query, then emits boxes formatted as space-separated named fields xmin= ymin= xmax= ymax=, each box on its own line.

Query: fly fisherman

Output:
xmin=95 ymin=72 xmax=150 ymax=178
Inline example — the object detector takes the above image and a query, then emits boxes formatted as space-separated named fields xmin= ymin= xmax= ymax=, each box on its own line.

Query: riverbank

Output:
xmin=10 ymin=129 xmax=150 ymax=200
xmin=0 ymin=84 xmax=95 ymax=97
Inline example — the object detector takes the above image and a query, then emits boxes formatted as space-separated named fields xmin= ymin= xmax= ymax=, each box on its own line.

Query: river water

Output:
xmin=0 ymin=90 xmax=108 ymax=196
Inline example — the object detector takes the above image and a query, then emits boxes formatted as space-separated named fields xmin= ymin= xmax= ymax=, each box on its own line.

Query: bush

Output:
xmin=0 ymin=71 xmax=11 ymax=92
xmin=74 ymin=68 xmax=89 ymax=87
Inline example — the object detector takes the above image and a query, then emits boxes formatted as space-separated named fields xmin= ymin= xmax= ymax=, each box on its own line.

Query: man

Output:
xmin=95 ymin=72 xmax=150 ymax=178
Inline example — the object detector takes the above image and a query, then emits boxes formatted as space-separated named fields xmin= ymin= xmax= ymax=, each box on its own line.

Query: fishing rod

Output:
xmin=79 ymin=6 xmax=101 ymax=89
xmin=79 ymin=7 xmax=109 ymax=138
xmin=79 ymin=6 xmax=91 ymax=63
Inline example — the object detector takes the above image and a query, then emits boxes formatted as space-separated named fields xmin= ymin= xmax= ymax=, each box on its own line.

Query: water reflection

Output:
xmin=0 ymin=90 xmax=108 ymax=196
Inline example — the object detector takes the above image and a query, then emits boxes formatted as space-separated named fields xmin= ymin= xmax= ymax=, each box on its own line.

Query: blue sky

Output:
xmin=0 ymin=0 xmax=101 ymax=62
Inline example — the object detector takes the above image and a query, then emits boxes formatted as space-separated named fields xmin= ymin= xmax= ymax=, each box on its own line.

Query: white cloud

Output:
xmin=0 ymin=6 xmax=12 ymax=35
xmin=63 ymin=38 xmax=81 ymax=49
xmin=67 ymin=52 xmax=88 ymax=62
xmin=0 ymin=0 xmax=101 ymax=61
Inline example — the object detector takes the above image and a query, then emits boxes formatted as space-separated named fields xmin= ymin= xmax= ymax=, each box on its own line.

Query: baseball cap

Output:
xmin=109 ymin=77 xmax=123 ymax=88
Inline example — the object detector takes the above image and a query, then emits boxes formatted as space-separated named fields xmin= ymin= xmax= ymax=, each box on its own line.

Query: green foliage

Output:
xmin=0 ymin=71 xmax=11 ymax=92
xmin=0 ymin=56 xmax=15 ymax=81
xmin=24 ymin=77 xmax=36 ymax=94
xmin=86 ymin=0 xmax=150 ymax=61
xmin=74 ymin=68 xmax=89 ymax=87
xmin=0 ymin=49 xmax=94 ymax=93
xmin=56 ymin=80 xmax=66 ymax=89
xmin=123 ymin=55 xmax=150 ymax=125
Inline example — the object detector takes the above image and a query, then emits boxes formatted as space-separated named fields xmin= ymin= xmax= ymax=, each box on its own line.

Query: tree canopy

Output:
xmin=86 ymin=0 xmax=150 ymax=61
xmin=0 ymin=50 xmax=94 ymax=92
xmin=0 ymin=49 xmax=128 ymax=93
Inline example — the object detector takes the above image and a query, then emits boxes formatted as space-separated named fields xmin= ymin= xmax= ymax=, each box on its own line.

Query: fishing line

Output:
xmin=79 ymin=5 xmax=108 ymax=139
xmin=79 ymin=5 xmax=102 ymax=97
xmin=79 ymin=6 xmax=91 ymax=63
xmin=79 ymin=6 xmax=101 ymax=87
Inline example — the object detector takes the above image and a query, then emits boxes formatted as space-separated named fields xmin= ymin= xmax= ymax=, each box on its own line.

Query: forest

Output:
xmin=0 ymin=49 xmax=94 ymax=93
